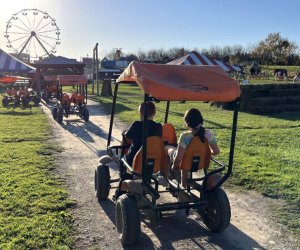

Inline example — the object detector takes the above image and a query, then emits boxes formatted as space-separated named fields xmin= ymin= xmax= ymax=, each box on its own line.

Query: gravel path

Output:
xmin=41 ymin=98 xmax=298 ymax=250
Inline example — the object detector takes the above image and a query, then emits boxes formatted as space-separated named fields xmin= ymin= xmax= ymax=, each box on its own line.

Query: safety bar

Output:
xmin=205 ymin=98 xmax=240 ymax=192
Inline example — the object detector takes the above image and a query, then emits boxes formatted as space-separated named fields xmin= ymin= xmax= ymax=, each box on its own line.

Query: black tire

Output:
xmin=22 ymin=98 xmax=29 ymax=108
xmin=82 ymin=108 xmax=89 ymax=122
xmin=57 ymin=108 xmax=63 ymax=123
xmin=95 ymin=165 xmax=110 ymax=200
xmin=202 ymin=188 xmax=231 ymax=232
xmin=52 ymin=107 xmax=58 ymax=120
xmin=2 ymin=97 xmax=9 ymax=107
xmin=116 ymin=194 xmax=141 ymax=245
xmin=34 ymin=97 xmax=41 ymax=106
xmin=14 ymin=98 xmax=20 ymax=107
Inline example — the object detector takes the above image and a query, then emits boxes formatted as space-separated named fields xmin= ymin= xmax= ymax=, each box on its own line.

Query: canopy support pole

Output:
xmin=210 ymin=98 xmax=239 ymax=190
xmin=164 ymin=101 xmax=170 ymax=124
xmin=107 ymin=83 xmax=118 ymax=148
xmin=142 ymin=94 xmax=149 ymax=182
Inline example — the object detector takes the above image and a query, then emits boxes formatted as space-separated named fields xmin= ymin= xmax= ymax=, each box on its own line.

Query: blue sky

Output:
xmin=0 ymin=0 xmax=299 ymax=60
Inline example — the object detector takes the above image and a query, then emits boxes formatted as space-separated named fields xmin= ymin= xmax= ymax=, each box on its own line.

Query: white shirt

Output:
xmin=293 ymin=75 xmax=300 ymax=83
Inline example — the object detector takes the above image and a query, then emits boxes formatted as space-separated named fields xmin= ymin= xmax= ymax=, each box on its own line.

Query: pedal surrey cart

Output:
xmin=52 ymin=75 xmax=89 ymax=123
xmin=42 ymin=75 xmax=61 ymax=103
xmin=1 ymin=75 xmax=40 ymax=108
xmin=95 ymin=62 xmax=241 ymax=245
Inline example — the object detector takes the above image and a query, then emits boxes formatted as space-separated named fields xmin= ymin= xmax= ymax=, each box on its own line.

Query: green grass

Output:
xmin=0 ymin=98 xmax=74 ymax=249
xmin=90 ymin=83 xmax=300 ymax=236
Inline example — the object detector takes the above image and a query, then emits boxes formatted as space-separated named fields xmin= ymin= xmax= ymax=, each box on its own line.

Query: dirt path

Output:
xmin=41 ymin=99 xmax=298 ymax=250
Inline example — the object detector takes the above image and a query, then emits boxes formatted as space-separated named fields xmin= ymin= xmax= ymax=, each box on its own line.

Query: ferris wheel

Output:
xmin=4 ymin=8 xmax=61 ymax=60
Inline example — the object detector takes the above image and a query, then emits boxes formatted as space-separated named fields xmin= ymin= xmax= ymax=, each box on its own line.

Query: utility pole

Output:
xmin=92 ymin=43 xmax=99 ymax=95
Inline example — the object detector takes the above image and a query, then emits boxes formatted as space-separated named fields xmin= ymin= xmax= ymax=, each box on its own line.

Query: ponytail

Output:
xmin=195 ymin=126 xmax=206 ymax=143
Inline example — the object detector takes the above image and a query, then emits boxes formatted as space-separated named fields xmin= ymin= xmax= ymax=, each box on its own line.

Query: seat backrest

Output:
xmin=75 ymin=94 xmax=84 ymax=105
xmin=19 ymin=89 xmax=28 ymax=96
xmin=49 ymin=84 xmax=57 ymax=93
xmin=61 ymin=94 xmax=70 ymax=105
xmin=180 ymin=136 xmax=211 ymax=172
xmin=6 ymin=89 xmax=17 ymax=96
xmin=132 ymin=136 xmax=167 ymax=176
xmin=162 ymin=123 xmax=177 ymax=145
xmin=70 ymin=93 xmax=78 ymax=103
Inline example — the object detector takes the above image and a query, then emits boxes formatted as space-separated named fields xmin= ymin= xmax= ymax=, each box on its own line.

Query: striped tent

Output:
xmin=168 ymin=51 xmax=240 ymax=72
xmin=0 ymin=48 xmax=35 ymax=72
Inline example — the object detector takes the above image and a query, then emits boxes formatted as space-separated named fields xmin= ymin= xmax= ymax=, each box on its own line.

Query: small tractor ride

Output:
xmin=94 ymin=62 xmax=241 ymax=245
xmin=52 ymin=75 xmax=89 ymax=123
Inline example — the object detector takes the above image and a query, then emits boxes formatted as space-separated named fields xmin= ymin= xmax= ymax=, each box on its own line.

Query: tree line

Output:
xmin=105 ymin=32 xmax=300 ymax=66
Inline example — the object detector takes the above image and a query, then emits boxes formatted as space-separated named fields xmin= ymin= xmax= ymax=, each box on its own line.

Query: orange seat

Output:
xmin=132 ymin=136 xmax=167 ymax=176
xmin=19 ymin=89 xmax=28 ymax=96
xmin=162 ymin=123 xmax=177 ymax=145
xmin=180 ymin=137 xmax=211 ymax=172
xmin=6 ymin=89 xmax=17 ymax=96
xmin=61 ymin=94 xmax=71 ymax=105
xmin=70 ymin=93 xmax=78 ymax=103
xmin=75 ymin=94 xmax=84 ymax=105
xmin=49 ymin=85 xmax=57 ymax=93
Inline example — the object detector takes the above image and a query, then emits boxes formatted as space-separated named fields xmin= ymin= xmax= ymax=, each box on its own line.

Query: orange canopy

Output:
xmin=117 ymin=61 xmax=241 ymax=102
xmin=57 ymin=75 xmax=87 ymax=86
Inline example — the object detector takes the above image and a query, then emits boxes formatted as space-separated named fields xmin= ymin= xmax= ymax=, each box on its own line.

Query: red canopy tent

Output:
xmin=167 ymin=51 xmax=240 ymax=73
xmin=0 ymin=75 xmax=31 ymax=84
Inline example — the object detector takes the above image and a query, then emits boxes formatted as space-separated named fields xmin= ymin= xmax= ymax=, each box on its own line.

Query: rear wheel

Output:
xmin=14 ymin=98 xmax=20 ymax=107
xmin=82 ymin=108 xmax=89 ymax=122
xmin=2 ymin=97 xmax=9 ymax=107
xmin=95 ymin=165 xmax=110 ymax=200
xmin=202 ymin=188 xmax=231 ymax=232
xmin=57 ymin=108 xmax=63 ymax=123
xmin=116 ymin=194 xmax=140 ymax=245
xmin=34 ymin=96 xmax=41 ymax=106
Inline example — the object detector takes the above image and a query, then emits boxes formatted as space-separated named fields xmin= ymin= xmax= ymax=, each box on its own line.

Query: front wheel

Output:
xmin=82 ymin=108 xmax=89 ymax=122
xmin=116 ymin=194 xmax=141 ymax=245
xmin=52 ymin=107 xmax=58 ymax=120
xmin=2 ymin=97 xmax=9 ymax=107
xmin=202 ymin=188 xmax=231 ymax=232
xmin=57 ymin=108 xmax=63 ymax=123
xmin=95 ymin=165 xmax=110 ymax=200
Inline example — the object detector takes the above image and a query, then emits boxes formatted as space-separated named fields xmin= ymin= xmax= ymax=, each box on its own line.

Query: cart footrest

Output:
xmin=155 ymin=200 xmax=208 ymax=212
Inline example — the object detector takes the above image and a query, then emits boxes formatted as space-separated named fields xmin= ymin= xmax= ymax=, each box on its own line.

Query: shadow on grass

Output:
xmin=240 ymin=110 xmax=300 ymax=121
xmin=98 ymin=196 xmax=265 ymax=250
xmin=88 ymin=98 xmax=133 ymax=116
xmin=0 ymin=105 xmax=35 ymax=115
xmin=263 ymin=111 xmax=300 ymax=121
